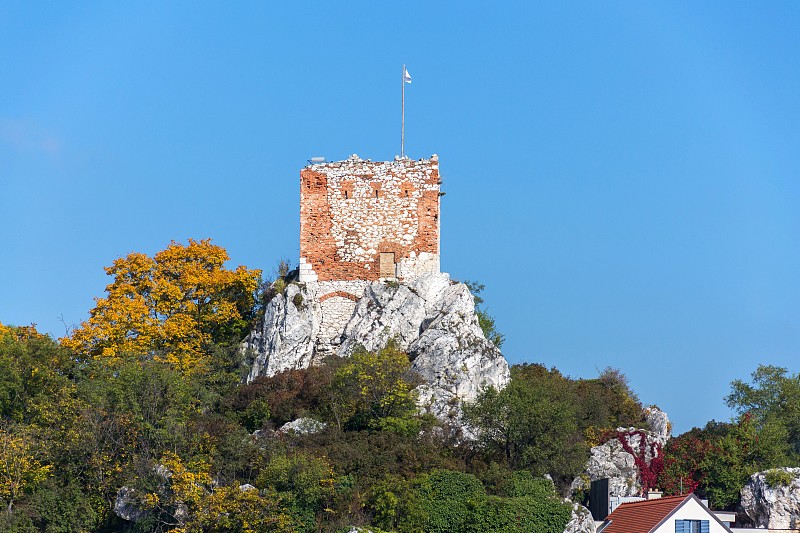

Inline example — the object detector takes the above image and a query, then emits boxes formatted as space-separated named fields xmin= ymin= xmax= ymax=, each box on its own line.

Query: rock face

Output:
xmin=571 ymin=428 xmax=667 ymax=498
xmin=243 ymin=282 xmax=320 ymax=380
xmin=563 ymin=502 xmax=596 ymax=533
xmin=114 ymin=486 xmax=148 ymax=522
xmin=243 ymin=272 xmax=510 ymax=424
xmin=740 ymin=468 xmax=800 ymax=529
xmin=645 ymin=406 xmax=671 ymax=440
xmin=339 ymin=273 xmax=509 ymax=421
xmin=114 ymin=463 xmax=189 ymax=525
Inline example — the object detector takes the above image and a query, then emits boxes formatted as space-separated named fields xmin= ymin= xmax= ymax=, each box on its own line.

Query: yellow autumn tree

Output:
xmin=142 ymin=452 xmax=295 ymax=532
xmin=0 ymin=427 xmax=51 ymax=516
xmin=62 ymin=239 xmax=261 ymax=373
xmin=0 ymin=323 xmax=45 ymax=342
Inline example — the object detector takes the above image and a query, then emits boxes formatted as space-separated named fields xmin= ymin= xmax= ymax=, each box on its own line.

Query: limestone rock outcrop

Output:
xmin=571 ymin=427 xmax=667 ymax=498
xmin=243 ymin=272 xmax=510 ymax=424
xmin=563 ymin=502 xmax=596 ymax=533
xmin=114 ymin=487 xmax=148 ymax=523
xmin=339 ymin=273 xmax=509 ymax=421
xmin=740 ymin=468 xmax=800 ymax=529
xmin=645 ymin=406 xmax=671 ymax=440
xmin=242 ymin=282 xmax=320 ymax=381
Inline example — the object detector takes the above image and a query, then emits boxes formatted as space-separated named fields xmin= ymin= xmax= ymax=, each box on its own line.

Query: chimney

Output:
xmin=646 ymin=490 xmax=663 ymax=500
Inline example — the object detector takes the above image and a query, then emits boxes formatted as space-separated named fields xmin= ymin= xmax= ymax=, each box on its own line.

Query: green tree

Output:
xmin=467 ymin=493 xmax=572 ymax=533
xmin=464 ymin=281 xmax=505 ymax=349
xmin=382 ymin=469 xmax=572 ymax=533
xmin=369 ymin=473 xmax=428 ymax=532
xmin=0 ymin=324 xmax=76 ymax=424
xmin=29 ymin=479 xmax=98 ymax=532
xmin=417 ymin=470 xmax=485 ymax=533
xmin=502 ymin=470 xmax=558 ymax=499
xmin=332 ymin=343 xmax=421 ymax=433
xmin=726 ymin=365 xmax=800 ymax=457
xmin=707 ymin=415 xmax=789 ymax=510
xmin=77 ymin=358 xmax=198 ymax=463
xmin=659 ymin=417 xmax=789 ymax=510
xmin=463 ymin=364 xmax=587 ymax=489
xmin=576 ymin=367 xmax=646 ymax=442
xmin=255 ymin=452 xmax=336 ymax=531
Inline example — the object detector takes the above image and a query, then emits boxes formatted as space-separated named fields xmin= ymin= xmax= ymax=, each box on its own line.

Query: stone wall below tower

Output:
xmin=307 ymin=280 xmax=369 ymax=350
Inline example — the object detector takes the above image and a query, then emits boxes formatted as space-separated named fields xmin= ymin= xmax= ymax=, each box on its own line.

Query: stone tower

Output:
xmin=299 ymin=154 xmax=441 ymax=284
xmin=244 ymin=153 xmax=510 ymax=409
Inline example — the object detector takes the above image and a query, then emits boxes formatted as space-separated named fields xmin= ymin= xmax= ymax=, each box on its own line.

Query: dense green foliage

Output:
xmin=726 ymin=365 xmax=800 ymax=456
xmin=5 ymin=244 xmax=800 ymax=529
xmin=0 ymin=321 xmax=625 ymax=532
xmin=464 ymin=363 xmax=646 ymax=490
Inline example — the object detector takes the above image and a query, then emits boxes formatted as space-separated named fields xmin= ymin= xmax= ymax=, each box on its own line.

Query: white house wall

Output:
xmin=652 ymin=499 xmax=730 ymax=533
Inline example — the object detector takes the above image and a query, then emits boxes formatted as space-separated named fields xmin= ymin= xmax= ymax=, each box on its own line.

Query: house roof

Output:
xmin=599 ymin=495 xmax=691 ymax=533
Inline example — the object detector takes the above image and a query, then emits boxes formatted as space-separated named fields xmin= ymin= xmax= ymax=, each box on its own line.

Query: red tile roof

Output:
xmin=601 ymin=495 xmax=690 ymax=533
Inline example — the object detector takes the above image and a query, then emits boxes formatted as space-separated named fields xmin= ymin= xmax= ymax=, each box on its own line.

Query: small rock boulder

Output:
xmin=563 ymin=501 xmax=596 ymax=533
xmin=277 ymin=417 xmax=326 ymax=435
xmin=114 ymin=487 xmax=148 ymax=523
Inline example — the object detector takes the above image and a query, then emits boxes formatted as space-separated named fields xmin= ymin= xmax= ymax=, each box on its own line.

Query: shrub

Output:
xmin=468 ymin=495 xmax=572 ymax=533
xmin=765 ymin=469 xmax=796 ymax=487
xmin=416 ymin=470 xmax=486 ymax=533
xmin=503 ymin=471 xmax=555 ymax=499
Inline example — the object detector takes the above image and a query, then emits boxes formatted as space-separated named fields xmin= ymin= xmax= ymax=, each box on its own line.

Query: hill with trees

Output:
xmin=1 ymin=239 xmax=798 ymax=531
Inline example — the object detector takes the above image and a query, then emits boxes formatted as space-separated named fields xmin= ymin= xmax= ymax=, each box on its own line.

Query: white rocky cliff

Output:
xmin=242 ymin=272 xmax=511 ymax=423
xmin=740 ymin=468 xmax=800 ymax=529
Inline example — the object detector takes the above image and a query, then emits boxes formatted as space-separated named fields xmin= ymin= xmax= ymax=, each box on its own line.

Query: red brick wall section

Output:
xmin=299 ymin=155 xmax=440 ymax=282
xmin=299 ymin=169 xmax=338 ymax=278
xmin=318 ymin=291 xmax=360 ymax=303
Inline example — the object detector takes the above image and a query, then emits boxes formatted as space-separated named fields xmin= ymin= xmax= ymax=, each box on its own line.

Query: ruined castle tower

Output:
xmin=299 ymin=153 xmax=441 ymax=283
xmin=245 ymin=153 xmax=510 ymax=399
xmin=296 ymin=154 xmax=442 ymax=351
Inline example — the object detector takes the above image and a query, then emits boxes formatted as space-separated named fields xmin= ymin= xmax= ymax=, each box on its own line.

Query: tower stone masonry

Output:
xmin=299 ymin=153 xmax=441 ymax=284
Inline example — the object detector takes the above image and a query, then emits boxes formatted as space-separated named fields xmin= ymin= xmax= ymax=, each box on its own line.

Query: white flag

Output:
xmin=404 ymin=67 xmax=412 ymax=84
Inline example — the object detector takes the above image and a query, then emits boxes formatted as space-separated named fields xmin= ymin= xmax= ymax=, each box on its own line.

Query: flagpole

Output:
xmin=401 ymin=64 xmax=405 ymax=158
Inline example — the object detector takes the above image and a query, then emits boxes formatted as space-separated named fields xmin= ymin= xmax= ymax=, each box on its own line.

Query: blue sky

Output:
xmin=2 ymin=2 xmax=799 ymax=435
